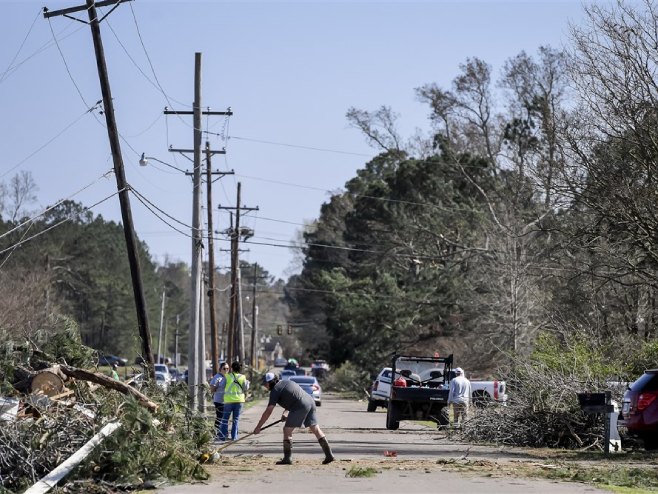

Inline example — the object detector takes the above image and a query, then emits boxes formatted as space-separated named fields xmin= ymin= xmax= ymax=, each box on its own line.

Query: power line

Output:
xmin=0 ymin=12 xmax=85 ymax=84
xmin=228 ymin=135 xmax=373 ymax=157
xmin=1 ymin=101 xmax=102 ymax=178
xmin=0 ymin=187 xmax=122 ymax=263
xmin=0 ymin=8 xmax=41 ymax=83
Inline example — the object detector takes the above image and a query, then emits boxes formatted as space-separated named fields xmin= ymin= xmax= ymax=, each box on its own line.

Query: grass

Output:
xmin=345 ymin=466 xmax=380 ymax=478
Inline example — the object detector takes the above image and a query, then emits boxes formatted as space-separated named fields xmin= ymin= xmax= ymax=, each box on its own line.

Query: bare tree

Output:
xmin=6 ymin=171 xmax=38 ymax=222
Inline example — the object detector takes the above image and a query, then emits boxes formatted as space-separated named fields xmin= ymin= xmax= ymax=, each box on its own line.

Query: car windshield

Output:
xmin=291 ymin=377 xmax=315 ymax=385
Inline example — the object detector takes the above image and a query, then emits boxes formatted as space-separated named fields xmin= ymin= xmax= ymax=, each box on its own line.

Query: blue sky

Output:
xmin=0 ymin=0 xmax=591 ymax=280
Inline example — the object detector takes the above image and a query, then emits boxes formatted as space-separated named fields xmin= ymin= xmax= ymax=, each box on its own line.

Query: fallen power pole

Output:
xmin=43 ymin=0 xmax=154 ymax=378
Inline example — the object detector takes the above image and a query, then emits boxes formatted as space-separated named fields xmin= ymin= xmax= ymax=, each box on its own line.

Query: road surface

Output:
xmin=157 ymin=393 xmax=607 ymax=494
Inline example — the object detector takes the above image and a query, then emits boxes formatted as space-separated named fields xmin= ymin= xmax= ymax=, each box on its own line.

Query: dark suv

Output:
xmin=619 ymin=369 xmax=658 ymax=449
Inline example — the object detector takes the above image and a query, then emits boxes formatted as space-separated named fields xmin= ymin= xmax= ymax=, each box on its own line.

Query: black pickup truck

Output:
xmin=385 ymin=353 xmax=454 ymax=430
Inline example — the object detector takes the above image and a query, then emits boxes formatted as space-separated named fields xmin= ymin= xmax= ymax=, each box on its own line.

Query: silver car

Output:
xmin=289 ymin=375 xmax=322 ymax=406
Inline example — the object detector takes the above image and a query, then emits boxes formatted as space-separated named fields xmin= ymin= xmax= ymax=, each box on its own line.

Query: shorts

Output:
xmin=285 ymin=403 xmax=318 ymax=428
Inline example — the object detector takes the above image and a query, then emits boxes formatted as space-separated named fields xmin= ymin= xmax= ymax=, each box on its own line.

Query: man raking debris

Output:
xmin=253 ymin=372 xmax=335 ymax=465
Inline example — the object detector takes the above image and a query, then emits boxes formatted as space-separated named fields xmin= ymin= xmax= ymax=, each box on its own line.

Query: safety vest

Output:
xmin=223 ymin=372 xmax=247 ymax=403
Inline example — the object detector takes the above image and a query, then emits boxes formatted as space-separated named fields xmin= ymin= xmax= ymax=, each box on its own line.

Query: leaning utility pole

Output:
xmin=43 ymin=0 xmax=154 ymax=377
xmin=165 ymin=55 xmax=232 ymax=411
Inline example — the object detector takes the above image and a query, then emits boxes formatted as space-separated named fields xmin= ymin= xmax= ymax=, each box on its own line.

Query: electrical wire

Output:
xmin=129 ymin=185 xmax=197 ymax=235
xmin=0 ymin=8 xmax=41 ymax=84
xmin=1 ymin=101 xmax=102 ymax=179
xmin=228 ymin=135 xmax=373 ymax=157
xmin=0 ymin=188 xmax=121 ymax=262
xmin=0 ymin=169 xmax=114 ymax=242
xmin=0 ymin=11 xmax=85 ymax=84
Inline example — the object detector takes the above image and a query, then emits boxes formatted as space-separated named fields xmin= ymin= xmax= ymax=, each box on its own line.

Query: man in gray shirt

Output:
xmin=253 ymin=372 xmax=335 ymax=465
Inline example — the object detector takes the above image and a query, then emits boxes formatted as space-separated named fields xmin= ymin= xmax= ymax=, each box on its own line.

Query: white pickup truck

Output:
xmin=367 ymin=364 xmax=507 ymax=412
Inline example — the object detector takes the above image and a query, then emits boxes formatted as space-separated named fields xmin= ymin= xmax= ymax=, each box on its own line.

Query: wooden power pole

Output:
xmin=43 ymin=0 xmax=154 ymax=377
xmin=165 ymin=57 xmax=232 ymax=411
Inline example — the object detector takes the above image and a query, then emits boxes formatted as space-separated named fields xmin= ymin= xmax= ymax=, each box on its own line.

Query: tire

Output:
xmin=316 ymin=401 xmax=322 ymax=407
xmin=367 ymin=400 xmax=378 ymax=412
xmin=642 ymin=434 xmax=658 ymax=450
xmin=472 ymin=390 xmax=490 ymax=408
xmin=437 ymin=406 xmax=450 ymax=426
xmin=386 ymin=402 xmax=400 ymax=430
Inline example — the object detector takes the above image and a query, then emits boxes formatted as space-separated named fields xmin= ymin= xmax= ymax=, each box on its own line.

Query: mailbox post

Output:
xmin=577 ymin=391 xmax=621 ymax=453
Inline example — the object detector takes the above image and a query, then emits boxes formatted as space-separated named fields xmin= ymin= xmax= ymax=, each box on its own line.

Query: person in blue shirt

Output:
xmin=209 ymin=362 xmax=229 ymax=441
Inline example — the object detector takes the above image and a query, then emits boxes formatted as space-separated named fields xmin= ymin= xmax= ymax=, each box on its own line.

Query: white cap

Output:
xmin=263 ymin=372 xmax=276 ymax=383
xmin=454 ymin=367 xmax=463 ymax=375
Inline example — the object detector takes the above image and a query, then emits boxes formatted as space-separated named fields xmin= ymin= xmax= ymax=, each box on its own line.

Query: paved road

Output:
xmin=158 ymin=393 xmax=607 ymax=494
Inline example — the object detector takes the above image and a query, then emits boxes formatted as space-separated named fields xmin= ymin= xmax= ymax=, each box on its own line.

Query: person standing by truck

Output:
xmin=447 ymin=367 xmax=471 ymax=427
xmin=253 ymin=372 xmax=335 ymax=465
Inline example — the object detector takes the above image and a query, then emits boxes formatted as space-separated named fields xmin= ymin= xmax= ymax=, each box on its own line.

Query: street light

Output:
xmin=138 ymin=153 xmax=187 ymax=173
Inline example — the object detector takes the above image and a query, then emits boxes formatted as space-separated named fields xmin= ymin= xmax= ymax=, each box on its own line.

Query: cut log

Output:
xmin=31 ymin=372 xmax=65 ymax=397
xmin=60 ymin=366 xmax=158 ymax=412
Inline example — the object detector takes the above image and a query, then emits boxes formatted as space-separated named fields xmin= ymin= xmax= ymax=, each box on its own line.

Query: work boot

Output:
xmin=318 ymin=436 xmax=335 ymax=464
xmin=276 ymin=439 xmax=292 ymax=465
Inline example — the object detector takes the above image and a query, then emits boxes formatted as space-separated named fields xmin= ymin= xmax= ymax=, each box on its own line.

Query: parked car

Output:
xmin=98 ymin=355 xmax=127 ymax=367
xmin=168 ymin=367 xmax=182 ymax=383
xmin=311 ymin=360 xmax=330 ymax=371
xmin=154 ymin=372 xmax=169 ymax=391
xmin=368 ymin=367 xmax=392 ymax=412
xmin=274 ymin=357 xmax=288 ymax=367
xmin=154 ymin=364 xmax=172 ymax=382
xmin=280 ymin=370 xmax=297 ymax=380
xmin=289 ymin=375 xmax=322 ymax=406
xmin=181 ymin=368 xmax=213 ymax=383
xmin=620 ymin=369 xmax=658 ymax=449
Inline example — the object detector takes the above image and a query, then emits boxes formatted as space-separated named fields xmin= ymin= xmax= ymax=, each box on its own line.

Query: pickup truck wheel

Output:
xmin=367 ymin=400 xmax=378 ymax=412
xmin=437 ymin=407 xmax=450 ymax=426
xmin=386 ymin=402 xmax=400 ymax=430
xmin=472 ymin=390 xmax=490 ymax=408
xmin=642 ymin=434 xmax=658 ymax=450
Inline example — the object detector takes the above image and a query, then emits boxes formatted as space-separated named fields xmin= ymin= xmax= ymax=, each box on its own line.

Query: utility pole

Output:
xmin=157 ymin=289 xmax=166 ymax=363
xmin=43 ymin=0 xmax=154 ymax=378
xmin=219 ymin=183 xmax=258 ymax=363
xmin=249 ymin=265 xmax=266 ymax=376
xmin=174 ymin=315 xmax=180 ymax=367
xmin=205 ymin=141 xmax=232 ymax=376
xmin=164 ymin=54 xmax=232 ymax=411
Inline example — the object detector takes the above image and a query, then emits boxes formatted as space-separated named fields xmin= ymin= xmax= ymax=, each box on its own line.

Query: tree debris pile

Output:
xmin=0 ymin=324 xmax=212 ymax=493
xmin=455 ymin=331 xmax=632 ymax=450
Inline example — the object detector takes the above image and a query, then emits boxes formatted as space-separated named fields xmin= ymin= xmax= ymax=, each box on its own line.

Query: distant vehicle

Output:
xmin=289 ymin=375 xmax=322 ymax=406
xmin=154 ymin=364 xmax=172 ymax=382
xmin=181 ymin=368 xmax=213 ymax=383
xmin=154 ymin=372 xmax=168 ymax=391
xmin=168 ymin=367 xmax=182 ymax=383
xmin=311 ymin=360 xmax=330 ymax=371
xmin=280 ymin=370 xmax=296 ymax=380
xmin=620 ymin=369 xmax=658 ymax=449
xmin=368 ymin=367 xmax=393 ymax=412
xmin=274 ymin=357 xmax=288 ymax=367
xmin=98 ymin=355 xmax=127 ymax=367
